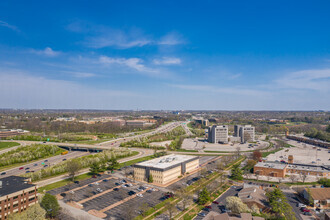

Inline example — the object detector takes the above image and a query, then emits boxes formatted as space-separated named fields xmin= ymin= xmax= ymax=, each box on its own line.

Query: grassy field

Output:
xmin=0 ymin=141 xmax=20 ymax=150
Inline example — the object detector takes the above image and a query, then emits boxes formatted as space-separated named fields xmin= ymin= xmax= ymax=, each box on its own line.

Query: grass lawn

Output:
xmin=0 ymin=141 xmax=20 ymax=150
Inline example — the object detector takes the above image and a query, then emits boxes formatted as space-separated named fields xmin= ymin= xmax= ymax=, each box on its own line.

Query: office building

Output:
xmin=0 ymin=176 xmax=38 ymax=219
xmin=234 ymin=125 xmax=255 ymax=143
xmin=133 ymin=154 xmax=199 ymax=185
xmin=208 ymin=125 xmax=228 ymax=144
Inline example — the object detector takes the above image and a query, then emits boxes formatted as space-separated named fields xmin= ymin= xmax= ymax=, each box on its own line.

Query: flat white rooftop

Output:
xmin=255 ymin=162 xmax=287 ymax=170
xmin=136 ymin=154 xmax=198 ymax=169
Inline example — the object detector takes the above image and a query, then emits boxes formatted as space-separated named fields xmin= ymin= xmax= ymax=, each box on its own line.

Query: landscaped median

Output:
xmin=0 ymin=144 xmax=65 ymax=171
xmin=23 ymin=148 xmax=137 ymax=182
xmin=0 ymin=141 xmax=20 ymax=150
xmin=37 ymin=153 xmax=166 ymax=193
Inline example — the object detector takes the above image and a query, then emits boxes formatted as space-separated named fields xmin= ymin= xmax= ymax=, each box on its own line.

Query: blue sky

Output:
xmin=0 ymin=0 xmax=329 ymax=110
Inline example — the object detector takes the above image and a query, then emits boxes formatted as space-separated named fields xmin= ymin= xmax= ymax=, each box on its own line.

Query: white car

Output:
xmin=151 ymin=188 xmax=156 ymax=191
xmin=94 ymin=182 xmax=100 ymax=185
xmin=297 ymin=203 xmax=306 ymax=208
xmin=136 ymin=194 xmax=143 ymax=197
xmin=96 ymin=188 xmax=103 ymax=192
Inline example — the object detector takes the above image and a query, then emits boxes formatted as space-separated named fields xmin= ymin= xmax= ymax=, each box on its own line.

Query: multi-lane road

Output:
xmin=0 ymin=151 xmax=90 ymax=178
xmin=0 ymin=121 xmax=185 ymax=184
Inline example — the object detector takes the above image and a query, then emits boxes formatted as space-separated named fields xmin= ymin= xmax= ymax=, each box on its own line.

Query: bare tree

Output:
xmin=66 ymin=160 xmax=81 ymax=182
xmin=165 ymin=200 xmax=176 ymax=220
xmin=139 ymin=202 xmax=149 ymax=217
xmin=236 ymin=147 xmax=241 ymax=159
xmin=179 ymin=188 xmax=192 ymax=211
xmin=300 ymin=172 xmax=308 ymax=183
xmin=289 ymin=175 xmax=298 ymax=184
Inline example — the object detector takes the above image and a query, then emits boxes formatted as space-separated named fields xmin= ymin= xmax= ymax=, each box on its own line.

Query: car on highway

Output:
xmin=19 ymin=167 xmax=24 ymax=170
xmin=26 ymin=171 xmax=30 ymax=173
xmin=44 ymin=160 xmax=48 ymax=162
xmin=62 ymin=158 xmax=67 ymax=161
xmin=34 ymin=164 xmax=38 ymax=166
xmin=1 ymin=172 xmax=6 ymax=175
xmin=43 ymin=165 xmax=48 ymax=167
xmin=25 ymin=167 xmax=30 ymax=170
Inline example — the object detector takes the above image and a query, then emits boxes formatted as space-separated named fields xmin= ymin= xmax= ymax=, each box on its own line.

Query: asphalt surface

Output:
xmin=283 ymin=189 xmax=304 ymax=220
xmin=194 ymin=185 xmax=243 ymax=220
xmin=0 ymin=151 xmax=89 ymax=177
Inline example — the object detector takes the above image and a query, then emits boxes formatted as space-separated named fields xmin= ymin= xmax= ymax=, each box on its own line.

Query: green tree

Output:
xmin=318 ymin=178 xmax=330 ymax=187
xmin=107 ymin=157 xmax=119 ymax=172
xmin=231 ymin=164 xmax=243 ymax=180
xmin=89 ymin=162 xmax=100 ymax=175
xmin=266 ymin=188 xmax=296 ymax=220
xmin=198 ymin=187 xmax=210 ymax=205
xmin=148 ymin=174 xmax=153 ymax=183
xmin=66 ymin=159 xmax=81 ymax=182
xmin=9 ymin=204 xmax=46 ymax=220
xmin=40 ymin=193 xmax=60 ymax=218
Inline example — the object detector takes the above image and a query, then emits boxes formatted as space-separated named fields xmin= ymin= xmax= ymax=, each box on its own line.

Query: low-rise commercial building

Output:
xmin=208 ymin=125 xmax=228 ymax=144
xmin=204 ymin=211 xmax=264 ymax=220
xmin=303 ymin=188 xmax=330 ymax=208
xmin=0 ymin=176 xmax=38 ymax=219
xmin=238 ymin=187 xmax=268 ymax=210
xmin=0 ymin=129 xmax=29 ymax=138
xmin=133 ymin=154 xmax=199 ymax=185
xmin=254 ymin=161 xmax=330 ymax=178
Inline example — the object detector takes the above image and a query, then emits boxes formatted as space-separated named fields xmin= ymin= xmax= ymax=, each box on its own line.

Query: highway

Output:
xmin=0 ymin=151 xmax=90 ymax=177
xmin=0 ymin=121 xmax=183 ymax=186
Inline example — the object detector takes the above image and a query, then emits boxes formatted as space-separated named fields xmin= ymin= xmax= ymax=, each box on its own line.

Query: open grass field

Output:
xmin=0 ymin=141 xmax=20 ymax=150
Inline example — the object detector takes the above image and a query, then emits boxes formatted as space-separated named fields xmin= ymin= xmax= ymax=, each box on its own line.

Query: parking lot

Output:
xmin=181 ymin=138 xmax=269 ymax=152
xmin=194 ymin=185 xmax=243 ymax=219
xmin=267 ymin=139 xmax=329 ymax=165
xmin=48 ymin=174 xmax=168 ymax=219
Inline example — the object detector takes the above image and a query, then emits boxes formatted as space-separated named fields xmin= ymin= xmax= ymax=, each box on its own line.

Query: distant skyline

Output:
xmin=0 ymin=0 xmax=329 ymax=110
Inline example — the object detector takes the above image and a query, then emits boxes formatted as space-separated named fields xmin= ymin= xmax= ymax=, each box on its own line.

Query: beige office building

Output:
xmin=133 ymin=154 xmax=199 ymax=185
xmin=208 ymin=125 xmax=228 ymax=144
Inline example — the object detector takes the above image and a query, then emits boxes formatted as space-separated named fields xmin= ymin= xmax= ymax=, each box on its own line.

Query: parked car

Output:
xmin=204 ymin=206 xmax=212 ymax=209
xmin=94 ymin=182 xmax=99 ymax=185
xmin=96 ymin=188 xmax=103 ymax=192
xmin=297 ymin=203 xmax=306 ymax=208
xmin=74 ymin=181 xmax=79 ymax=184
xmin=212 ymin=201 xmax=219 ymax=204
xmin=136 ymin=194 xmax=143 ymax=197
xmin=103 ymin=179 xmax=109 ymax=182
xmin=88 ymin=184 xmax=93 ymax=187
xmin=146 ymin=190 xmax=152 ymax=193
xmin=301 ymin=207 xmax=310 ymax=212
xmin=115 ymin=182 xmax=120 ymax=186
xmin=198 ymin=213 xmax=206 ymax=217
xmin=113 ymin=188 xmax=119 ymax=191
xmin=128 ymin=191 xmax=136 ymax=195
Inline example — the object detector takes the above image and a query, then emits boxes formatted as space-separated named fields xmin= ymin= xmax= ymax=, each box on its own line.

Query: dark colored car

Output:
xmin=1 ymin=172 xmax=6 ymax=175
xmin=146 ymin=190 xmax=152 ymax=193
xmin=26 ymin=171 xmax=30 ymax=173
xmin=103 ymin=179 xmax=109 ymax=182
xmin=212 ymin=201 xmax=219 ymax=204
xmin=44 ymin=165 xmax=48 ymax=167
xmin=25 ymin=167 xmax=30 ymax=170
xmin=88 ymin=184 xmax=93 ymax=187
xmin=92 ymin=175 xmax=97 ymax=178
xmin=128 ymin=191 xmax=136 ymax=195
xmin=74 ymin=181 xmax=80 ymax=184
xmin=204 ymin=206 xmax=212 ymax=209
xmin=115 ymin=182 xmax=120 ymax=186
xmin=34 ymin=164 xmax=38 ymax=166
xmin=113 ymin=188 xmax=119 ymax=191
xmin=97 ymin=174 xmax=101 ymax=177
xmin=19 ymin=167 xmax=24 ymax=170
xmin=44 ymin=160 xmax=48 ymax=162
xmin=62 ymin=158 xmax=67 ymax=161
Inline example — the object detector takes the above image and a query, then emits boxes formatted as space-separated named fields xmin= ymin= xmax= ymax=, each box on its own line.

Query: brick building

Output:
xmin=0 ymin=176 xmax=38 ymax=219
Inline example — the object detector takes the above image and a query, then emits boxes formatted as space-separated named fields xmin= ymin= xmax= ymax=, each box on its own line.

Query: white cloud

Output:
xmin=158 ymin=32 xmax=185 ymax=45
xmin=168 ymin=84 xmax=264 ymax=96
xmin=62 ymin=71 xmax=96 ymax=78
xmin=99 ymin=56 xmax=159 ymax=75
xmin=153 ymin=57 xmax=181 ymax=65
xmin=274 ymin=69 xmax=330 ymax=91
xmin=0 ymin=20 xmax=19 ymax=31
xmin=30 ymin=47 xmax=60 ymax=57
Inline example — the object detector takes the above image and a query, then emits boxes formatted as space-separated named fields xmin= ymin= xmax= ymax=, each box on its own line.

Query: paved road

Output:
xmin=194 ymin=185 xmax=243 ymax=219
xmin=0 ymin=151 xmax=90 ymax=177
xmin=283 ymin=189 xmax=307 ymax=220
